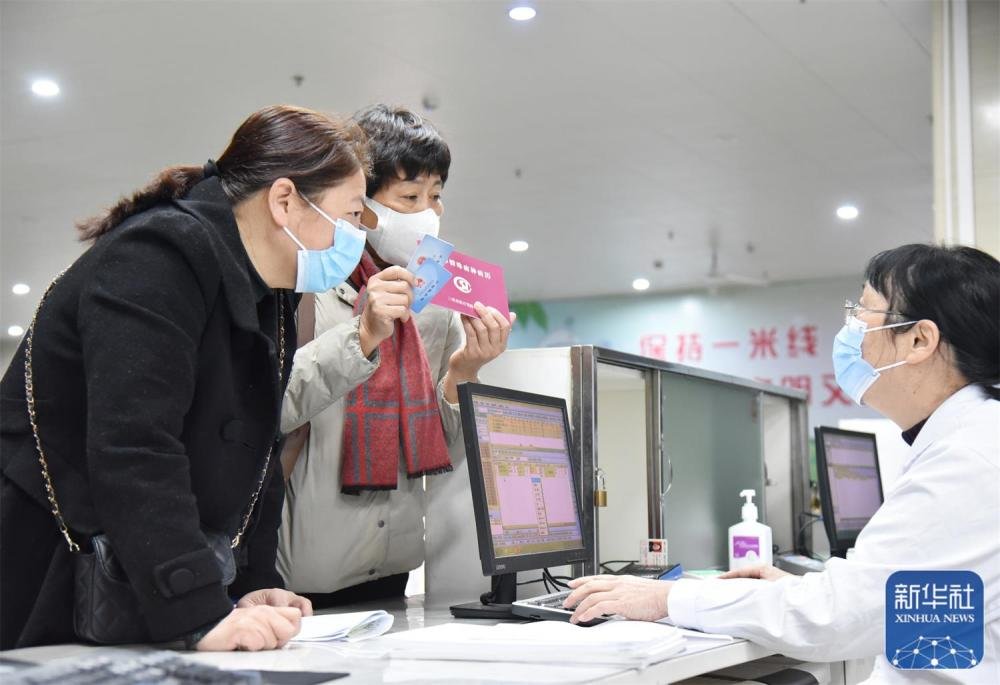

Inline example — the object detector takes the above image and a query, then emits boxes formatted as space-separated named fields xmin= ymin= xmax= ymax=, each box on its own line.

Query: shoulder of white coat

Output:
xmin=907 ymin=389 xmax=998 ymax=468
xmin=947 ymin=394 xmax=999 ymax=460
xmin=966 ymin=398 xmax=999 ymax=465
xmin=914 ymin=404 xmax=999 ymax=474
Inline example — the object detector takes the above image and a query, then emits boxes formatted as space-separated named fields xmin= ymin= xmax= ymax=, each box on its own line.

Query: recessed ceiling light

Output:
xmin=509 ymin=6 xmax=536 ymax=21
xmin=31 ymin=79 xmax=60 ymax=97
xmin=509 ymin=240 xmax=529 ymax=252
xmin=632 ymin=278 xmax=651 ymax=292
xmin=836 ymin=204 xmax=859 ymax=220
xmin=12 ymin=283 xmax=30 ymax=295
xmin=8 ymin=325 xmax=25 ymax=338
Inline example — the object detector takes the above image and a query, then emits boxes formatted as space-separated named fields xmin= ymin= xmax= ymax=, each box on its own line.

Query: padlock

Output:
xmin=594 ymin=467 xmax=608 ymax=507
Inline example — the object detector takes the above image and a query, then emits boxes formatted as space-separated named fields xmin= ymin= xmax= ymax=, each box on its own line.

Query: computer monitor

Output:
xmin=814 ymin=426 xmax=885 ymax=558
xmin=451 ymin=382 xmax=591 ymax=618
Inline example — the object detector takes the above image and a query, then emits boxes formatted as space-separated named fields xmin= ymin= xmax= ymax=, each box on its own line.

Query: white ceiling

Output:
xmin=1 ymin=0 xmax=935 ymax=333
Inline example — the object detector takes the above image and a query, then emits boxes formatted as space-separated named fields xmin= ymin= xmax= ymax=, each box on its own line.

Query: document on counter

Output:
xmin=407 ymin=235 xmax=510 ymax=319
xmin=372 ymin=619 xmax=685 ymax=668
xmin=291 ymin=610 xmax=394 ymax=642
xmin=381 ymin=659 xmax=625 ymax=683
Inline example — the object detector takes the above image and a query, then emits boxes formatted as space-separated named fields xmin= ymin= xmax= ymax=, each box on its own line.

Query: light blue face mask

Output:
xmin=284 ymin=197 xmax=366 ymax=293
xmin=832 ymin=316 xmax=915 ymax=405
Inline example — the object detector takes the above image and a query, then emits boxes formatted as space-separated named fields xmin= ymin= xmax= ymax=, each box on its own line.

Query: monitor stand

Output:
xmin=449 ymin=573 xmax=519 ymax=620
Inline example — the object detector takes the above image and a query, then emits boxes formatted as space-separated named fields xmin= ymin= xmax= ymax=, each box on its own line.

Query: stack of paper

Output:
xmin=373 ymin=620 xmax=685 ymax=668
xmin=291 ymin=610 xmax=394 ymax=642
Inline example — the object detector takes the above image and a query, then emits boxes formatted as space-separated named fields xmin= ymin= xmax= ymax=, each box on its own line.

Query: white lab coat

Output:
xmin=668 ymin=384 xmax=999 ymax=684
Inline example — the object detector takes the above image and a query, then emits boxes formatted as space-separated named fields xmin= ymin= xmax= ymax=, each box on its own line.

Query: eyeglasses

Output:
xmin=843 ymin=299 xmax=906 ymax=325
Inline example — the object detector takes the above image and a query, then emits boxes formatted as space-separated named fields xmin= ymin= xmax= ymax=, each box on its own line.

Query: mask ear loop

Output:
xmin=865 ymin=319 xmax=918 ymax=373
xmin=282 ymin=226 xmax=307 ymax=251
xmin=285 ymin=193 xmax=336 ymax=251
xmin=303 ymin=196 xmax=338 ymax=225
xmin=866 ymin=320 xmax=917 ymax=332
xmin=300 ymin=195 xmax=353 ymax=249
xmin=873 ymin=359 xmax=907 ymax=373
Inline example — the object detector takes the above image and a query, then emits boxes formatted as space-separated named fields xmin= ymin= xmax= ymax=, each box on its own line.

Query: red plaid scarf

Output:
xmin=340 ymin=253 xmax=452 ymax=493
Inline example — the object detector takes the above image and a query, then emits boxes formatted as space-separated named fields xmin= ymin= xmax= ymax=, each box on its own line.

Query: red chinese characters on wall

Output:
xmin=821 ymin=373 xmax=852 ymax=406
xmin=639 ymin=333 xmax=705 ymax=363
xmin=787 ymin=325 xmax=818 ymax=358
xmin=676 ymin=333 xmax=703 ymax=363
xmin=749 ymin=328 xmax=779 ymax=359
xmin=637 ymin=322 xmax=844 ymax=408
xmin=639 ymin=334 xmax=669 ymax=361
xmin=780 ymin=374 xmax=812 ymax=402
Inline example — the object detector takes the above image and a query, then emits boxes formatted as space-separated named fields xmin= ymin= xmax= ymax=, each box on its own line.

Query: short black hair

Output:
xmin=864 ymin=243 xmax=999 ymax=399
xmin=352 ymin=104 xmax=451 ymax=196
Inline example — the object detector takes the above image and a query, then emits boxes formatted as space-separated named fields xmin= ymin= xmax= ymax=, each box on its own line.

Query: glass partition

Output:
xmin=593 ymin=363 xmax=649 ymax=567
xmin=659 ymin=373 xmax=765 ymax=570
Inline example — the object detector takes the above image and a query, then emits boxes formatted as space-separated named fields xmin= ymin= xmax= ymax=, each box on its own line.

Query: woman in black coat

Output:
xmin=0 ymin=104 xmax=371 ymax=651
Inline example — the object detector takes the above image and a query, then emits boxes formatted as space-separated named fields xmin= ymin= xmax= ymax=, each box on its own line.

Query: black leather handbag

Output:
xmin=72 ymin=531 xmax=236 ymax=644
xmin=24 ymin=273 xmax=284 ymax=645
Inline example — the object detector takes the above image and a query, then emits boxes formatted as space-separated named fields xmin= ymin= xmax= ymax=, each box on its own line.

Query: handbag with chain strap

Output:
xmin=23 ymin=272 xmax=285 ymax=644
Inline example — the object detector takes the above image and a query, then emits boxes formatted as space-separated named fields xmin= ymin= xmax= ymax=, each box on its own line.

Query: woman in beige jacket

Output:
xmin=277 ymin=105 xmax=513 ymax=605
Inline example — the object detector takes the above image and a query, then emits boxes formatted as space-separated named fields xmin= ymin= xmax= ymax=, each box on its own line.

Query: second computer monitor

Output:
xmin=458 ymin=382 xmax=591 ymax=578
xmin=814 ymin=426 xmax=885 ymax=558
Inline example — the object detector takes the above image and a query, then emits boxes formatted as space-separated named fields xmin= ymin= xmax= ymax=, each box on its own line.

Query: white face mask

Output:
xmin=363 ymin=196 xmax=441 ymax=267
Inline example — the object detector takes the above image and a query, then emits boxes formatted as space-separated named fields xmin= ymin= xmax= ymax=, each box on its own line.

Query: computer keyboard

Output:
xmin=5 ymin=651 xmax=260 ymax=685
xmin=530 ymin=590 xmax=574 ymax=608
xmin=512 ymin=589 xmax=610 ymax=626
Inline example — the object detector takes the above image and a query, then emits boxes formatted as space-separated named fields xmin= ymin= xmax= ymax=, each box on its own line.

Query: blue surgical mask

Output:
xmin=284 ymin=198 xmax=366 ymax=293
xmin=832 ymin=316 xmax=914 ymax=405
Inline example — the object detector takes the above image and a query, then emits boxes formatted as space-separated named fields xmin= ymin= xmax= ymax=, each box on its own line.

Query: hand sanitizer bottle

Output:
xmin=728 ymin=489 xmax=773 ymax=571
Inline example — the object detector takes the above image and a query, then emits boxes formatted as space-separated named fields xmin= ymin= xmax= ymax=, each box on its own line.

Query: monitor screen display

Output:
xmin=820 ymin=430 xmax=882 ymax=535
xmin=468 ymin=393 xmax=585 ymax=559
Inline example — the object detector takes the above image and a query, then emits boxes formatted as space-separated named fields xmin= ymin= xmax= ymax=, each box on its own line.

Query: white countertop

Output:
xmin=0 ymin=595 xmax=775 ymax=684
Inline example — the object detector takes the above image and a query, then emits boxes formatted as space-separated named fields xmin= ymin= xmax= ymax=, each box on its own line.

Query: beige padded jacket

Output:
xmin=277 ymin=282 xmax=465 ymax=593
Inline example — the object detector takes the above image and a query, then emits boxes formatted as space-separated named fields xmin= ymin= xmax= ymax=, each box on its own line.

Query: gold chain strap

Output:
xmin=24 ymin=269 xmax=79 ymax=552
xmin=231 ymin=296 xmax=285 ymax=549
xmin=25 ymin=271 xmax=286 ymax=553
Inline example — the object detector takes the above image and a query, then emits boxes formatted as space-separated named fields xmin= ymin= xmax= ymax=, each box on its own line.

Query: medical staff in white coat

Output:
xmin=566 ymin=244 xmax=999 ymax=684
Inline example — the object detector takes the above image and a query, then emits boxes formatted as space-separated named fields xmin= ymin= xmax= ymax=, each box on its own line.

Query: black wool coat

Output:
xmin=0 ymin=176 xmax=296 ymax=648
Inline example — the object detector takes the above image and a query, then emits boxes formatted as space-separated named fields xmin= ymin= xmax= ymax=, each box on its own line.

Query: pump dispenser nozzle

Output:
xmin=729 ymin=488 xmax=771 ymax=571
xmin=739 ymin=489 xmax=758 ymax=522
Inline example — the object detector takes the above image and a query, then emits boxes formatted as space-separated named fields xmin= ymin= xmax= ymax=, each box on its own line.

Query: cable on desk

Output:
xmin=543 ymin=568 xmax=571 ymax=590
xmin=795 ymin=512 xmax=825 ymax=560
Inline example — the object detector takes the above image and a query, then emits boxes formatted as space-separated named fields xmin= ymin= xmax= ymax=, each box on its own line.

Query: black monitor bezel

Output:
xmin=814 ymin=426 xmax=884 ymax=556
xmin=458 ymin=382 xmax=592 ymax=577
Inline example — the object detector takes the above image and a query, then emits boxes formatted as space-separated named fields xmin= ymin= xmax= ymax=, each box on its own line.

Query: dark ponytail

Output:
xmin=864 ymin=244 xmax=1000 ymax=400
xmin=77 ymin=166 xmax=206 ymax=241
xmin=77 ymin=105 xmax=370 ymax=242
